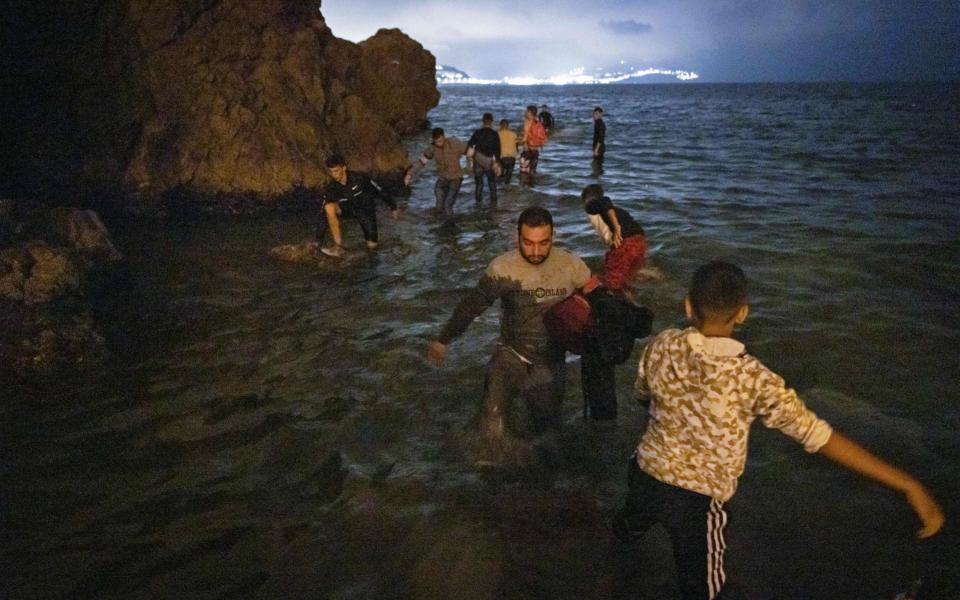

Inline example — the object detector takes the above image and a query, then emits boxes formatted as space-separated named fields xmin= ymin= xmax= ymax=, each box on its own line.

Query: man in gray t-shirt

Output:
xmin=427 ymin=207 xmax=592 ymax=465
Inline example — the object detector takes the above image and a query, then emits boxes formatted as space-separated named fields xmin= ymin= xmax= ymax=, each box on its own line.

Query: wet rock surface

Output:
xmin=0 ymin=202 xmax=123 ymax=381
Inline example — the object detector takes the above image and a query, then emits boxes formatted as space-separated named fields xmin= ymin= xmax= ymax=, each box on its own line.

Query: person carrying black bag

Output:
xmin=544 ymin=282 xmax=653 ymax=421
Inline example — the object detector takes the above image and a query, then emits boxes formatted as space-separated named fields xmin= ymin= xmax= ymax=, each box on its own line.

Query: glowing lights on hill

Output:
xmin=436 ymin=65 xmax=699 ymax=85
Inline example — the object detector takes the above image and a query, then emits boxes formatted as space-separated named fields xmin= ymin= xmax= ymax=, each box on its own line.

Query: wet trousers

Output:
xmin=581 ymin=339 xmax=617 ymax=420
xmin=479 ymin=344 xmax=565 ymax=440
xmin=316 ymin=200 xmax=378 ymax=244
xmin=603 ymin=234 xmax=648 ymax=291
xmin=433 ymin=176 xmax=463 ymax=215
xmin=616 ymin=459 xmax=729 ymax=600
xmin=473 ymin=165 xmax=498 ymax=204
xmin=524 ymin=149 xmax=540 ymax=173
xmin=499 ymin=156 xmax=516 ymax=183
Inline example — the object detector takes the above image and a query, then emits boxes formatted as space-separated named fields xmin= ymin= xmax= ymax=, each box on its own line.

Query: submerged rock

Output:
xmin=2 ymin=1 xmax=440 ymax=204
xmin=268 ymin=240 xmax=321 ymax=263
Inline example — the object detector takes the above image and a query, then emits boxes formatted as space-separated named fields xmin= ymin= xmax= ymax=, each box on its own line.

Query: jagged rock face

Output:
xmin=0 ymin=204 xmax=123 ymax=380
xmin=1 ymin=0 xmax=439 ymax=200
xmin=0 ymin=208 xmax=122 ymax=305
xmin=357 ymin=29 xmax=442 ymax=134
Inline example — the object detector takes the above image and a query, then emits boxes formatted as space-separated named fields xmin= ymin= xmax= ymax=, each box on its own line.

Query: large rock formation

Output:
xmin=1 ymin=1 xmax=440 ymax=203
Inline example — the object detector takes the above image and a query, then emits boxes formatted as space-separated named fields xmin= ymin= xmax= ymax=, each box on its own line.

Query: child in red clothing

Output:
xmin=581 ymin=184 xmax=648 ymax=300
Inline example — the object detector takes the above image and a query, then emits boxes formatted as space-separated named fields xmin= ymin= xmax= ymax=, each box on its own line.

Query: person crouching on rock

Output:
xmin=318 ymin=154 xmax=400 ymax=258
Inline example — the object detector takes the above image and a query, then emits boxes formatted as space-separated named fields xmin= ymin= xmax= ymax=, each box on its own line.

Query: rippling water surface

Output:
xmin=3 ymin=83 xmax=959 ymax=599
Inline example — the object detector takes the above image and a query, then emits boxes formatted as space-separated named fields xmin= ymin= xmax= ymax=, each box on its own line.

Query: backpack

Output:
xmin=543 ymin=287 xmax=653 ymax=361
xmin=526 ymin=120 xmax=548 ymax=148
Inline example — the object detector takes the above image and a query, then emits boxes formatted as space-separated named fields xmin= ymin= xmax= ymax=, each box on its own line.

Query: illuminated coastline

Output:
xmin=436 ymin=64 xmax=699 ymax=85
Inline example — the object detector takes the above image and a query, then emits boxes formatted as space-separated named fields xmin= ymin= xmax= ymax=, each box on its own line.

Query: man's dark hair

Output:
xmin=517 ymin=205 xmax=553 ymax=233
xmin=581 ymin=183 xmax=604 ymax=205
xmin=431 ymin=127 xmax=445 ymax=140
xmin=526 ymin=104 xmax=538 ymax=115
xmin=499 ymin=119 xmax=509 ymax=127
xmin=689 ymin=261 xmax=748 ymax=322
xmin=593 ymin=106 xmax=603 ymax=114
xmin=482 ymin=112 xmax=494 ymax=124
xmin=325 ymin=153 xmax=346 ymax=168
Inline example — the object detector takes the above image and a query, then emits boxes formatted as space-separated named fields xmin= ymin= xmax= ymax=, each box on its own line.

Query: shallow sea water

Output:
xmin=2 ymin=83 xmax=959 ymax=599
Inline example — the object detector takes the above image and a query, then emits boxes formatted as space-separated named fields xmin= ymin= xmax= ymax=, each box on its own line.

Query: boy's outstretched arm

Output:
xmin=817 ymin=431 xmax=945 ymax=538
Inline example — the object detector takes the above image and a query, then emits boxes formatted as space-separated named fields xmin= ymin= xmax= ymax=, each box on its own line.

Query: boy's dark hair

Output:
xmin=431 ymin=127 xmax=445 ymax=140
xmin=517 ymin=205 xmax=553 ymax=233
xmin=581 ymin=183 xmax=604 ymax=205
xmin=499 ymin=118 xmax=509 ymax=127
xmin=526 ymin=104 xmax=538 ymax=115
xmin=689 ymin=261 xmax=748 ymax=322
xmin=325 ymin=153 xmax=346 ymax=168
xmin=594 ymin=106 xmax=603 ymax=114
xmin=482 ymin=112 xmax=494 ymax=124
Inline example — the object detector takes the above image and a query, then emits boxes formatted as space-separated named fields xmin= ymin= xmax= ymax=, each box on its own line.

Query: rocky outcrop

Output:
xmin=1 ymin=1 xmax=440 ymax=203
xmin=0 ymin=202 xmax=123 ymax=380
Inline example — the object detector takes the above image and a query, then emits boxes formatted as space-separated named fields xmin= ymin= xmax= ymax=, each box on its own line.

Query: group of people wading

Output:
xmin=404 ymin=103 xmax=558 ymax=214
xmin=311 ymin=102 xmax=945 ymax=600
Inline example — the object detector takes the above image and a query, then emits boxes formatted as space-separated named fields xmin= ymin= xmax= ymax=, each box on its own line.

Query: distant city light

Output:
xmin=436 ymin=65 xmax=700 ymax=85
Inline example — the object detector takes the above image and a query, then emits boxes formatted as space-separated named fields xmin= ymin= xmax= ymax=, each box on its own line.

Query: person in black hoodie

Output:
xmin=467 ymin=112 xmax=502 ymax=205
xmin=318 ymin=154 xmax=399 ymax=258
xmin=592 ymin=106 xmax=606 ymax=159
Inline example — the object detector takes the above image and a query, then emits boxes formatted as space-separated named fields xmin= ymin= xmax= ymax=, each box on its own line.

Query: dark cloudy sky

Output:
xmin=323 ymin=0 xmax=960 ymax=82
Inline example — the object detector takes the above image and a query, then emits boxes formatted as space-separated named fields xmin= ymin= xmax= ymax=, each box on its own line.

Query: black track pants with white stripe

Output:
xmin=617 ymin=458 xmax=729 ymax=600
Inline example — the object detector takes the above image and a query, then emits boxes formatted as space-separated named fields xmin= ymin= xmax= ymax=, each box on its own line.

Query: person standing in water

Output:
xmin=497 ymin=119 xmax=519 ymax=184
xmin=405 ymin=127 xmax=468 ymax=216
xmin=426 ymin=207 xmax=592 ymax=465
xmin=466 ymin=112 xmax=502 ymax=206
xmin=539 ymin=104 xmax=555 ymax=134
xmin=521 ymin=105 xmax=547 ymax=176
xmin=591 ymin=106 xmax=606 ymax=176
xmin=592 ymin=106 xmax=606 ymax=159
xmin=615 ymin=261 xmax=945 ymax=600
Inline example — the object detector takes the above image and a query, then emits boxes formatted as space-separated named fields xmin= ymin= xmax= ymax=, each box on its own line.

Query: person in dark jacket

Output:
xmin=592 ymin=106 xmax=606 ymax=159
xmin=539 ymin=104 xmax=555 ymax=134
xmin=467 ymin=113 xmax=501 ymax=205
xmin=318 ymin=154 xmax=399 ymax=258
